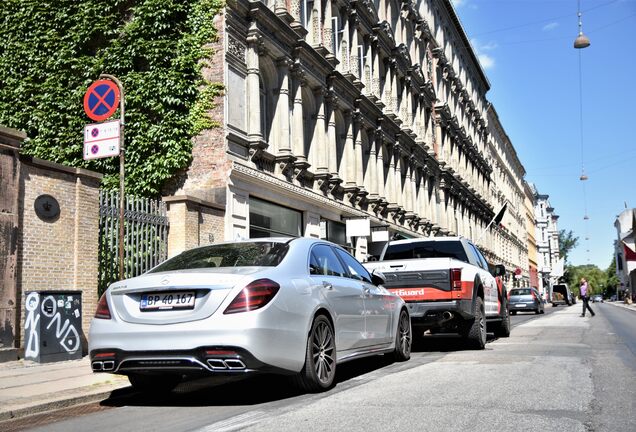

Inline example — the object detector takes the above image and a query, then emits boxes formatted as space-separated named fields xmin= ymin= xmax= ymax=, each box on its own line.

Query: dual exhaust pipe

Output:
xmin=92 ymin=360 xmax=115 ymax=371
xmin=206 ymin=358 xmax=246 ymax=370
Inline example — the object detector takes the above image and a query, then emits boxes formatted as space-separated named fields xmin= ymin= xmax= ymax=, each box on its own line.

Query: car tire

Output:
xmin=293 ymin=314 xmax=336 ymax=392
xmin=128 ymin=373 xmax=180 ymax=393
xmin=494 ymin=298 xmax=511 ymax=338
xmin=461 ymin=297 xmax=486 ymax=349
xmin=392 ymin=309 xmax=412 ymax=362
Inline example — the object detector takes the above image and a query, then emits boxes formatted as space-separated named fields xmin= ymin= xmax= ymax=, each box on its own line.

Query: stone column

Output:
xmin=291 ymin=66 xmax=306 ymax=162
xmin=376 ymin=133 xmax=386 ymax=201
xmin=366 ymin=128 xmax=378 ymax=198
xmin=326 ymin=96 xmax=340 ymax=180
xmin=314 ymin=88 xmax=329 ymax=174
xmin=323 ymin=0 xmax=333 ymax=53
xmin=275 ymin=59 xmax=292 ymax=157
xmin=371 ymin=37 xmax=381 ymax=99
xmin=350 ymin=17 xmax=360 ymax=78
xmin=246 ymin=33 xmax=263 ymax=143
xmin=354 ymin=115 xmax=364 ymax=190
xmin=344 ymin=111 xmax=356 ymax=186
xmin=385 ymin=144 xmax=396 ymax=206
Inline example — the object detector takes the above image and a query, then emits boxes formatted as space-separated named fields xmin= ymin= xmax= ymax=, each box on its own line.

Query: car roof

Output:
xmin=387 ymin=236 xmax=464 ymax=245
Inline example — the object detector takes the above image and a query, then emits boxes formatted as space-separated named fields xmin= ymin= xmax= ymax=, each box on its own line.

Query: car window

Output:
xmin=309 ymin=244 xmax=346 ymax=277
xmin=510 ymin=289 xmax=531 ymax=296
xmin=149 ymin=242 xmax=288 ymax=273
xmin=468 ymin=242 xmax=489 ymax=270
xmin=383 ymin=241 xmax=468 ymax=262
xmin=334 ymin=248 xmax=372 ymax=283
xmin=466 ymin=243 xmax=484 ymax=269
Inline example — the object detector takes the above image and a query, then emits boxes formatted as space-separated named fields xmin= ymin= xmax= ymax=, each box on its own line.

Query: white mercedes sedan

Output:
xmin=89 ymin=237 xmax=411 ymax=393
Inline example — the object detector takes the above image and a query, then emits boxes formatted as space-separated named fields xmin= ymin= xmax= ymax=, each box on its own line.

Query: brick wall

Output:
xmin=164 ymin=12 xmax=231 ymax=204
xmin=17 ymin=157 xmax=102 ymax=351
xmin=164 ymin=195 xmax=225 ymax=258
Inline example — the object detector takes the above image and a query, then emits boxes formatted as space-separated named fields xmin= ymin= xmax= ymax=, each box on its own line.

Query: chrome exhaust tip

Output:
xmin=224 ymin=359 xmax=246 ymax=370
xmin=207 ymin=359 xmax=228 ymax=370
xmin=102 ymin=360 xmax=115 ymax=371
xmin=442 ymin=311 xmax=454 ymax=321
xmin=92 ymin=361 xmax=103 ymax=371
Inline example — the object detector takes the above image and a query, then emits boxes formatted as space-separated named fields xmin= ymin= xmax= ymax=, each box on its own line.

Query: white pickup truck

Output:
xmin=363 ymin=236 xmax=510 ymax=349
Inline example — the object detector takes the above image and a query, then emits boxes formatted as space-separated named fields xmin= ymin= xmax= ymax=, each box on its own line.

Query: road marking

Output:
xmin=193 ymin=411 xmax=266 ymax=432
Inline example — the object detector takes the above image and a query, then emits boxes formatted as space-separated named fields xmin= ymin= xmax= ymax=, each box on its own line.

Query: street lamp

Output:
xmin=574 ymin=11 xmax=591 ymax=49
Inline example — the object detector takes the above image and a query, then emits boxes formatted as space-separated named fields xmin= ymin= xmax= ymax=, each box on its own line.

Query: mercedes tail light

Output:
xmin=224 ymin=279 xmax=280 ymax=314
xmin=94 ymin=293 xmax=111 ymax=319
xmin=450 ymin=268 xmax=462 ymax=291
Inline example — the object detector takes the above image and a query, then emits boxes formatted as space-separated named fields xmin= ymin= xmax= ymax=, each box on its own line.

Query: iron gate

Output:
xmin=98 ymin=190 xmax=169 ymax=295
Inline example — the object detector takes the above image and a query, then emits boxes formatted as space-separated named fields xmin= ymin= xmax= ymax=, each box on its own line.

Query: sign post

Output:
xmin=83 ymin=75 xmax=126 ymax=280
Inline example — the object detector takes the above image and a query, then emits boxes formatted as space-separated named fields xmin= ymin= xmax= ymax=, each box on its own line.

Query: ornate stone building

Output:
xmin=485 ymin=105 xmax=528 ymax=286
xmin=167 ymin=0 xmax=529 ymax=267
xmin=529 ymin=183 xmax=561 ymax=294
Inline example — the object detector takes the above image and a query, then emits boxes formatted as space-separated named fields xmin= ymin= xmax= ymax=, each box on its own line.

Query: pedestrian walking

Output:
xmin=580 ymin=277 xmax=596 ymax=317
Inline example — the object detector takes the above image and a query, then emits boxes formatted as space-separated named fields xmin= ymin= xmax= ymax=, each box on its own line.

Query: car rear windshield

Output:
xmin=383 ymin=241 xmax=468 ymax=262
xmin=510 ymin=289 xmax=531 ymax=296
xmin=148 ymin=242 xmax=289 ymax=273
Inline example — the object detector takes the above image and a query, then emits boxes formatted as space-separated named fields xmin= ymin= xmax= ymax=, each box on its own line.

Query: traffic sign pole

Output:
xmin=99 ymin=74 xmax=126 ymax=281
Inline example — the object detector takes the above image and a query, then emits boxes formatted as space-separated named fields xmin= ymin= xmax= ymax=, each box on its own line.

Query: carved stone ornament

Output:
xmin=227 ymin=35 xmax=246 ymax=63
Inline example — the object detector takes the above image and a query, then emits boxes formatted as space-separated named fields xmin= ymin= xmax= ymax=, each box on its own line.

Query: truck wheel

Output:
xmin=292 ymin=314 xmax=336 ymax=392
xmin=494 ymin=298 xmax=511 ymax=338
xmin=462 ymin=297 xmax=486 ymax=349
xmin=392 ymin=309 xmax=412 ymax=362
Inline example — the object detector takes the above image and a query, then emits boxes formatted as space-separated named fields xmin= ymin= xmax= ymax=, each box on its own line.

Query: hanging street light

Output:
xmin=574 ymin=10 xmax=591 ymax=49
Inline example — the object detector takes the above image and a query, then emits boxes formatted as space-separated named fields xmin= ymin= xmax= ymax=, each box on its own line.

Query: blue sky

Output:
xmin=451 ymin=0 xmax=636 ymax=269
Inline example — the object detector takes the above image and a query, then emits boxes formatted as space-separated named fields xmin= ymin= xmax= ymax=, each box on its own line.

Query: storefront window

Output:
xmin=320 ymin=219 xmax=353 ymax=251
xmin=249 ymin=198 xmax=302 ymax=238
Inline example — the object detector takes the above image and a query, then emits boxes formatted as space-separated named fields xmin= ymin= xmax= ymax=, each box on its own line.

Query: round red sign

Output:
xmin=83 ymin=79 xmax=120 ymax=121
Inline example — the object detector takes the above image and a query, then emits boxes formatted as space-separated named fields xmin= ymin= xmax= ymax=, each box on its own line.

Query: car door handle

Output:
xmin=322 ymin=281 xmax=333 ymax=290
xmin=363 ymin=287 xmax=371 ymax=295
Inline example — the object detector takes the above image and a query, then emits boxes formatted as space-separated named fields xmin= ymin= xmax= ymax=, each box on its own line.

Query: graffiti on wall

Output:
xmin=24 ymin=292 xmax=81 ymax=359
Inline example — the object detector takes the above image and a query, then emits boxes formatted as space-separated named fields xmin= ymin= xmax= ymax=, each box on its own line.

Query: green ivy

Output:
xmin=0 ymin=0 xmax=224 ymax=196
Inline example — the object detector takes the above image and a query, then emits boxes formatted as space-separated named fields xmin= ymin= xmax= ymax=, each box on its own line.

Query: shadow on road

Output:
xmin=100 ymin=355 xmax=395 ymax=409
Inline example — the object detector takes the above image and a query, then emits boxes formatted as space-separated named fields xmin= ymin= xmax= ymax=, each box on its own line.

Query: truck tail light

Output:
xmin=450 ymin=268 xmax=462 ymax=291
xmin=224 ymin=279 xmax=280 ymax=314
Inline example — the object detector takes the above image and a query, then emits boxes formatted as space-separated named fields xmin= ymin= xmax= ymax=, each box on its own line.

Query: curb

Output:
xmin=0 ymin=388 xmax=117 ymax=422
xmin=605 ymin=301 xmax=636 ymax=312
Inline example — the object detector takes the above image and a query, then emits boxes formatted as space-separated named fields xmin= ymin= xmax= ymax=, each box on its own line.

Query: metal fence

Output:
xmin=98 ymin=190 xmax=169 ymax=295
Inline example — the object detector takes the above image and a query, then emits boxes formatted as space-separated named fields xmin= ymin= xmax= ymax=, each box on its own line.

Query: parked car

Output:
xmin=89 ymin=238 xmax=411 ymax=393
xmin=508 ymin=287 xmax=545 ymax=314
xmin=591 ymin=294 xmax=603 ymax=303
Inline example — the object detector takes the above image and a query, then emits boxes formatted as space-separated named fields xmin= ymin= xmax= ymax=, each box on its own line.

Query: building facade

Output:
xmin=530 ymin=183 xmax=561 ymax=295
xmin=614 ymin=208 xmax=636 ymax=300
xmin=485 ymin=105 xmax=527 ymax=287
xmin=524 ymin=181 xmax=539 ymax=290
xmin=165 ymin=0 xmax=530 ymax=271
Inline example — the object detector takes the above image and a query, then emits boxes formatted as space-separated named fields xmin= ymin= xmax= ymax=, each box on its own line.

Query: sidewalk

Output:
xmin=1 ymin=301 xmax=634 ymax=424
xmin=0 ymin=356 xmax=129 ymax=422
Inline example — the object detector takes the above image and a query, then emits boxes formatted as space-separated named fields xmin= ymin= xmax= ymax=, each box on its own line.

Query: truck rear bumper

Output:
xmin=406 ymin=300 xmax=473 ymax=328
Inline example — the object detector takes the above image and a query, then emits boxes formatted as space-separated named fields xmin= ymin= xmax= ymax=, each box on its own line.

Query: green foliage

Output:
xmin=558 ymin=229 xmax=579 ymax=263
xmin=0 ymin=0 xmax=224 ymax=196
xmin=565 ymin=260 xmax=618 ymax=297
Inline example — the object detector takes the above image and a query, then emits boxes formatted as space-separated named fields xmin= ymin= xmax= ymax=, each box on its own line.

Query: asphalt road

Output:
xmin=18 ymin=303 xmax=636 ymax=432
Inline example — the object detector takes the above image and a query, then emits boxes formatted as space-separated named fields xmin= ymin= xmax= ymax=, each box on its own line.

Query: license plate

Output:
xmin=140 ymin=291 xmax=195 ymax=311
xmin=515 ymin=303 xmax=526 ymax=307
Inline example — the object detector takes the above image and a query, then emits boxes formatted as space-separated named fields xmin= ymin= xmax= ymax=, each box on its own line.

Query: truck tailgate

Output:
xmin=382 ymin=269 xmax=452 ymax=301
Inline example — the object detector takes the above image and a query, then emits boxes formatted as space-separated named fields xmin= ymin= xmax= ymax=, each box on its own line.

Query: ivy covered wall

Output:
xmin=0 ymin=0 xmax=224 ymax=196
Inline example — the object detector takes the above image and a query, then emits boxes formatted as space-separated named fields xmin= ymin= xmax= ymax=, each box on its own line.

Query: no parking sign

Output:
xmin=83 ymin=79 xmax=120 ymax=121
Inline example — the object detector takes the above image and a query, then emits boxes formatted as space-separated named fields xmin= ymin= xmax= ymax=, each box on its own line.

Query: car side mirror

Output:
xmin=491 ymin=264 xmax=506 ymax=277
xmin=371 ymin=270 xmax=386 ymax=286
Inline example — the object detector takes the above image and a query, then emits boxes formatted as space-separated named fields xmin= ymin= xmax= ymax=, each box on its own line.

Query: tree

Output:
xmin=604 ymin=257 xmax=620 ymax=298
xmin=558 ymin=230 xmax=579 ymax=263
